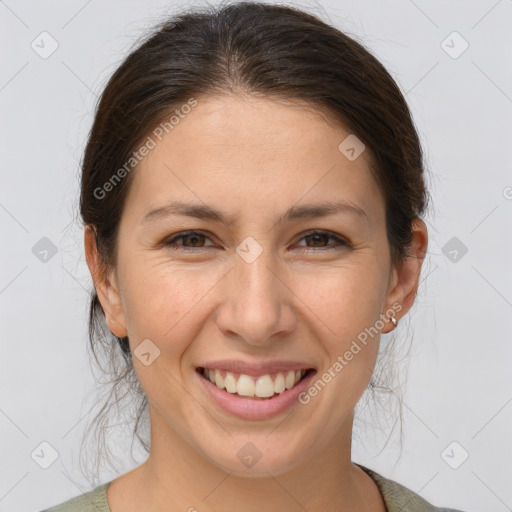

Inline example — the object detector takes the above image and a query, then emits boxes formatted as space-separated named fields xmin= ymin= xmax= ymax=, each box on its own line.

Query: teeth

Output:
xmin=285 ymin=370 xmax=295 ymax=389
xmin=215 ymin=371 xmax=225 ymax=389
xmin=203 ymin=368 xmax=308 ymax=398
xmin=237 ymin=374 xmax=256 ymax=396
xmin=224 ymin=372 xmax=237 ymax=393
xmin=274 ymin=372 xmax=285 ymax=393
xmin=255 ymin=375 xmax=275 ymax=398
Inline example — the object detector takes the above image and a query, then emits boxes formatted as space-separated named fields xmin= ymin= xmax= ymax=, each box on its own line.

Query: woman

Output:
xmin=42 ymin=1 xmax=467 ymax=511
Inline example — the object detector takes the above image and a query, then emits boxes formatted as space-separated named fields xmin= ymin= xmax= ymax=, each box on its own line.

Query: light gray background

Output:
xmin=1 ymin=1 xmax=511 ymax=511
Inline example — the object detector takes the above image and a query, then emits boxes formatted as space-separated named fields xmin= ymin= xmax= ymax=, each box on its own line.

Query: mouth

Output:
xmin=196 ymin=366 xmax=316 ymax=400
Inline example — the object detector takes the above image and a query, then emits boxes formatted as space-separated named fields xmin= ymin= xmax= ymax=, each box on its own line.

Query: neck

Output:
xmin=122 ymin=407 xmax=382 ymax=512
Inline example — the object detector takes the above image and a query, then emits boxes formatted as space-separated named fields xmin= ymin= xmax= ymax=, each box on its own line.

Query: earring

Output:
xmin=390 ymin=315 xmax=398 ymax=327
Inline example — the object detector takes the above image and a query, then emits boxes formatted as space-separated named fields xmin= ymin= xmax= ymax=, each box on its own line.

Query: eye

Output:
xmin=163 ymin=230 xmax=215 ymax=250
xmin=162 ymin=229 xmax=350 ymax=252
xmin=294 ymin=230 xmax=350 ymax=252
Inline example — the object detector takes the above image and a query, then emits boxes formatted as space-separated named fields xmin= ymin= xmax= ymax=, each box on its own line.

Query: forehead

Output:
xmin=123 ymin=94 xmax=384 ymax=227
xmin=160 ymin=94 xmax=366 ymax=156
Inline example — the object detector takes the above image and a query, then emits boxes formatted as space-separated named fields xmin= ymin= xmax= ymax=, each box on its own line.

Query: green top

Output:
xmin=41 ymin=463 xmax=466 ymax=512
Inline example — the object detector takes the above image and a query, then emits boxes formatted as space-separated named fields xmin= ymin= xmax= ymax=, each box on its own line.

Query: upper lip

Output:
xmin=197 ymin=359 xmax=316 ymax=377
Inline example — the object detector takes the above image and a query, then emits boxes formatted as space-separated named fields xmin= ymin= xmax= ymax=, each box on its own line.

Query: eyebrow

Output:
xmin=140 ymin=200 xmax=368 ymax=226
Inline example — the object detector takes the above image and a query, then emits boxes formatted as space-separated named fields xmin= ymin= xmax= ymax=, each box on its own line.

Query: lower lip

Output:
xmin=195 ymin=368 xmax=317 ymax=420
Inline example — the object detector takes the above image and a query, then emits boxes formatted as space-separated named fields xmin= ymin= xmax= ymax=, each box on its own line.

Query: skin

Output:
xmin=85 ymin=93 xmax=428 ymax=512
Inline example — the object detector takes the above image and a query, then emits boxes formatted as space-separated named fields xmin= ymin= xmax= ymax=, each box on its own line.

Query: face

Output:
xmin=86 ymin=94 xmax=426 ymax=477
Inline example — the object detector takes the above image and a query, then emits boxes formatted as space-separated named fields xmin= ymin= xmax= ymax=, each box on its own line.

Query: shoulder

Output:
xmin=355 ymin=463 xmax=467 ymax=512
xmin=40 ymin=469 xmax=469 ymax=512
xmin=40 ymin=481 xmax=112 ymax=512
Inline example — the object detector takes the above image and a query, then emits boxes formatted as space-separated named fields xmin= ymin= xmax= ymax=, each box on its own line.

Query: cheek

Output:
xmin=120 ymin=262 xmax=218 ymax=347
xmin=298 ymin=266 xmax=386 ymax=398
xmin=299 ymin=263 xmax=387 ymax=338
xmin=121 ymin=269 xmax=210 ymax=407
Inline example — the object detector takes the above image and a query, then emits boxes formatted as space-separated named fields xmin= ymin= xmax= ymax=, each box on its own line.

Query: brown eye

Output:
xmin=162 ymin=229 xmax=350 ymax=252
xmin=163 ymin=231 xmax=214 ymax=249
xmin=295 ymin=230 xmax=349 ymax=252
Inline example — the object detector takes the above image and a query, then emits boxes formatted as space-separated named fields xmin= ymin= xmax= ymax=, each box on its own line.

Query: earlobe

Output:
xmin=84 ymin=226 xmax=128 ymax=338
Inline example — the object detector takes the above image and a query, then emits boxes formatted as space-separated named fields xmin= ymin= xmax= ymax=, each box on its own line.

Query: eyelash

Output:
xmin=162 ymin=230 xmax=350 ymax=252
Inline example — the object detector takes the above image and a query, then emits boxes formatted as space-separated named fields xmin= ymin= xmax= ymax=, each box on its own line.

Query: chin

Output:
xmin=199 ymin=437 xmax=306 ymax=478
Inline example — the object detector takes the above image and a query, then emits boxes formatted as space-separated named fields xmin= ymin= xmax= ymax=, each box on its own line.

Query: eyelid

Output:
xmin=294 ymin=230 xmax=350 ymax=251
xmin=163 ymin=230 xmax=216 ymax=248
xmin=163 ymin=229 xmax=350 ymax=251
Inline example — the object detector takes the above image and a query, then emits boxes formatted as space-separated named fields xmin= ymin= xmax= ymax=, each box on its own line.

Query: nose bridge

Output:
xmin=233 ymin=240 xmax=280 ymax=309
xmin=218 ymin=238 xmax=294 ymax=344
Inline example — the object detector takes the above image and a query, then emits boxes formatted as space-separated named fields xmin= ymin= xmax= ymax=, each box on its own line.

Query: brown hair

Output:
xmin=78 ymin=0 xmax=430 ymax=481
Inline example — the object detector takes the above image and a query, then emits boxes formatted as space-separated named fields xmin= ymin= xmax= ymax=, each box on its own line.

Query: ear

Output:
xmin=84 ymin=225 xmax=128 ymax=338
xmin=381 ymin=218 xmax=428 ymax=333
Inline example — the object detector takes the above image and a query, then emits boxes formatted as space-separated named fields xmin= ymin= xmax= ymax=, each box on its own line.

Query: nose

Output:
xmin=215 ymin=247 xmax=297 ymax=347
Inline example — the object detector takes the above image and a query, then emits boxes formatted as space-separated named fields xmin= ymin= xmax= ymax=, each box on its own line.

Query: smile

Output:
xmin=199 ymin=367 xmax=313 ymax=399
xmin=195 ymin=366 xmax=317 ymax=420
